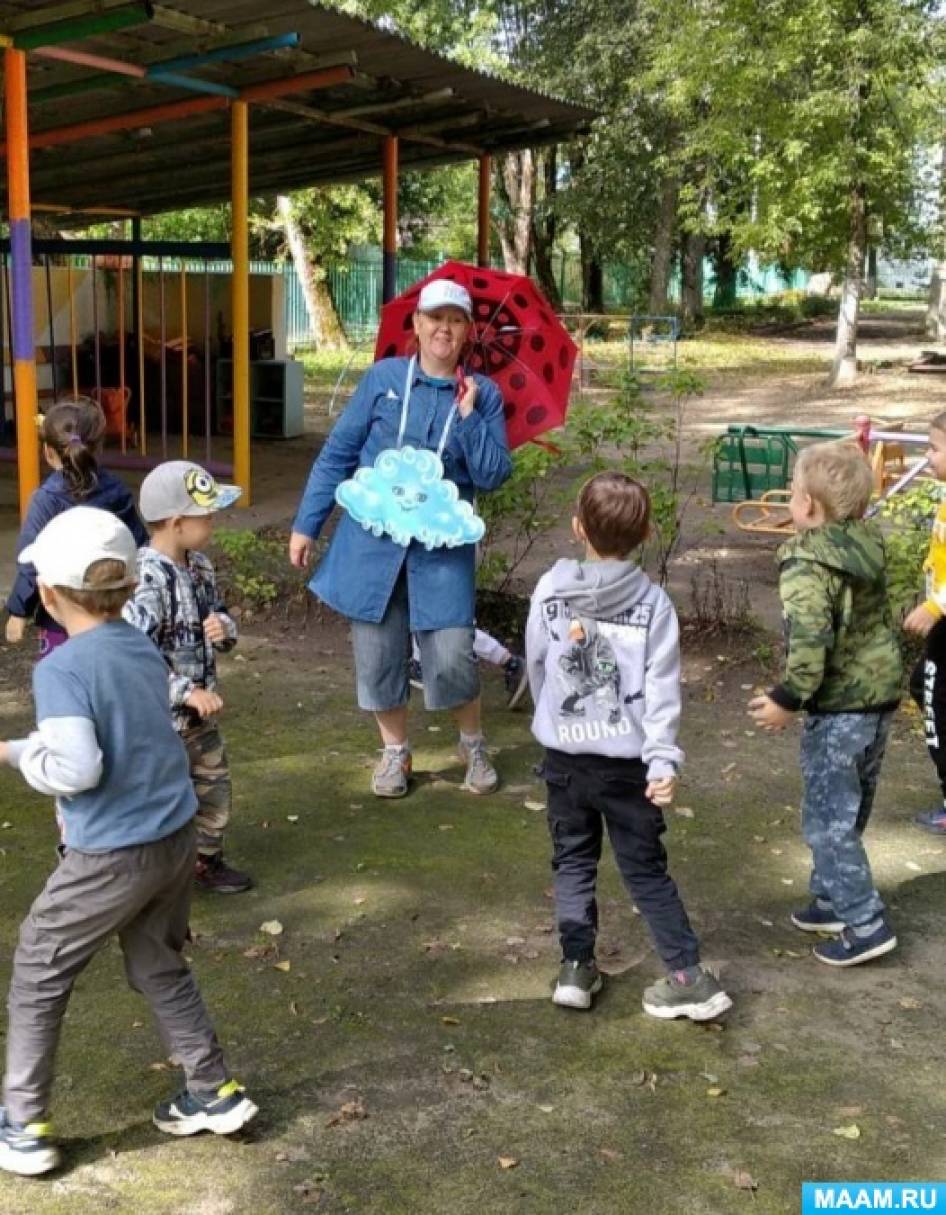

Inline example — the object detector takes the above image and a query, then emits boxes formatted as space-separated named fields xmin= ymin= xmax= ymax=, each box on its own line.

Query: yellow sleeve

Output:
xmin=923 ymin=503 xmax=946 ymax=618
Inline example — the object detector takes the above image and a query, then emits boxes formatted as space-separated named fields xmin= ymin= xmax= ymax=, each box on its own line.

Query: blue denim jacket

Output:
xmin=293 ymin=357 xmax=512 ymax=629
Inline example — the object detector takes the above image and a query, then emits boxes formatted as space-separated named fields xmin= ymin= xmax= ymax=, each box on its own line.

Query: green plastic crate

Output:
xmin=712 ymin=427 xmax=797 ymax=503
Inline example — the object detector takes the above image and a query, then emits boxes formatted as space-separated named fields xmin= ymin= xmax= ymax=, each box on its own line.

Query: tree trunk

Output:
xmin=495 ymin=150 xmax=535 ymax=274
xmin=864 ymin=246 xmax=878 ymax=299
xmin=681 ymin=231 xmax=705 ymax=325
xmin=829 ymin=181 xmax=867 ymax=387
xmin=579 ymin=229 xmax=605 ymax=312
xmin=276 ymin=195 xmax=347 ymax=350
xmin=712 ymin=231 xmax=739 ymax=310
xmin=649 ymin=174 xmax=677 ymax=314
xmin=926 ymin=145 xmax=946 ymax=339
xmin=531 ymin=146 xmax=562 ymax=309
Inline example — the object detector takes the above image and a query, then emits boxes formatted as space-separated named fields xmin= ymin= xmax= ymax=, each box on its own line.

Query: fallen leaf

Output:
xmin=274 ymin=960 xmax=291 ymax=973
xmin=597 ymin=1147 xmax=622 ymax=1162
xmin=832 ymin=1124 xmax=861 ymax=1140
xmin=537 ymin=1104 xmax=555 ymax=1113
xmin=289 ymin=1001 xmax=300 ymax=1017
xmin=675 ymin=806 xmax=695 ymax=818
xmin=780 ymin=878 xmax=794 ymax=886
xmin=904 ymin=861 xmax=922 ymax=872
xmin=287 ymin=815 xmax=299 ymax=823
xmin=505 ymin=936 xmax=526 ymax=947
xmin=732 ymin=1170 xmax=758 ymax=1192
xmin=259 ymin=920 xmax=284 ymax=936
xmin=720 ymin=763 xmax=736 ymax=776
xmin=498 ymin=1156 xmax=519 ymax=1170
xmin=706 ymin=1086 xmax=726 ymax=1098
xmin=524 ymin=800 xmax=546 ymax=812
xmin=148 ymin=1061 xmax=170 ymax=1072
xmin=353 ymin=897 xmax=366 ymax=906
xmin=326 ymin=1099 xmax=368 ymax=1127
xmin=898 ymin=997 xmax=922 ymax=1010
xmin=440 ymin=1015 xmax=460 ymax=1026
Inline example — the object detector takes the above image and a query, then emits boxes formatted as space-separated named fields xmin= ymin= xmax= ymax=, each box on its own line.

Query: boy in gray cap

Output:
xmin=0 ymin=506 xmax=257 ymax=1176
xmin=123 ymin=461 xmax=252 ymax=894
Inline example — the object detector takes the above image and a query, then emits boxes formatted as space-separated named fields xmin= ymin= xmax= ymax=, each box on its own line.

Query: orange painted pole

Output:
xmin=0 ymin=65 xmax=355 ymax=155
xmin=477 ymin=154 xmax=491 ymax=268
xmin=382 ymin=135 xmax=398 ymax=304
xmin=180 ymin=261 xmax=188 ymax=458
xmin=5 ymin=48 xmax=40 ymax=518
xmin=231 ymin=100 xmax=250 ymax=505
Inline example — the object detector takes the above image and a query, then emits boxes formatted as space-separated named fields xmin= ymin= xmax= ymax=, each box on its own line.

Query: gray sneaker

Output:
xmin=642 ymin=967 xmax=732 ymax=1021
xmin=553 ymin=960 xmax=603 ymax=1010
xmin=459 ymin=738 xmax=498 ymax=794
xmin=371 ymin=749 xmax=412 ymax=798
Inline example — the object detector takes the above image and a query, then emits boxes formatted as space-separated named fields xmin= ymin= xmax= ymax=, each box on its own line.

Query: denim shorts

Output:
xmin=350 ymin=573 xmax=480 ymax=712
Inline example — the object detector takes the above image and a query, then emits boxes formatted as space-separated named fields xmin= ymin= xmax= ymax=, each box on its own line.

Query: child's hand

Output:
xmin=5 ymin=616 xmax=27 ymax=644
xmin=289 ymin=531 xmax=314 ymax=570
xmin=748 ymin=694 xmax=793 ymax=731
xmin=904 ymin=603 xmax=939 ymax=637
xmin=456 ymin=375 xmax=478 ymax=418
xmin=203 ymin=614 xmax=228 ymax=645
xmin=186 ymin=689 xmax=223 ymax=718
xmin=646 ymin=776 xmax=677 ymax=807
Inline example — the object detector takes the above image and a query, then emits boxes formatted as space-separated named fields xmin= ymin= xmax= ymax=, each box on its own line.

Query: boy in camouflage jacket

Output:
xmin=749 ymin=441 xmax=901 ymax=968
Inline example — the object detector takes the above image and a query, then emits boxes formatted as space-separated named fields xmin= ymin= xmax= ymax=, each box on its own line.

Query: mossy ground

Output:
xmin=0 ymin=627 xmax=943 ymax=1214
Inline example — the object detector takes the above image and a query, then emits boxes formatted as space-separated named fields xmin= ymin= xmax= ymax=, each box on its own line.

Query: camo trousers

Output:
xmin=800 ymin=711 xmax=891 ymax=928
xmin=181 ymin=719 xmax=231 ymax=857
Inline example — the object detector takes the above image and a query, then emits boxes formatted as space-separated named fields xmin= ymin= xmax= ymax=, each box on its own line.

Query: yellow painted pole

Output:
xmin=231 ymin=99 xmax=250 ymax=504
xmin=180 ymin=261 xmax=188 ymax=458
xmin=5 ymin=47 xmax=40 ymax=518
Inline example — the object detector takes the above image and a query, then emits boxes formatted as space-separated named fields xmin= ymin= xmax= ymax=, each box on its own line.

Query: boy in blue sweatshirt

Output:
xmin=526 ymin=472 xmax=731 ymax=1020
xmin=0 ymin=507 xmax=256 ymax=1177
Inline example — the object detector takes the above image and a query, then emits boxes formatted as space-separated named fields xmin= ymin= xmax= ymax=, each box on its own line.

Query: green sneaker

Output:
xmin=459 ymin=739 xmax=499 ymax=795
xmin=642 ymin=967 xmax=732 ymax=1021
xmin=552 ymin=959 xmax=603 ymax=1010
xmin=372 ymin=748 xmax=412 ymax=798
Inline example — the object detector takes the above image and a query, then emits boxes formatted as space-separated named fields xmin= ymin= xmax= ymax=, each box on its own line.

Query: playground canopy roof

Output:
xmin=0 ymin=0 xmax=594 ymax=219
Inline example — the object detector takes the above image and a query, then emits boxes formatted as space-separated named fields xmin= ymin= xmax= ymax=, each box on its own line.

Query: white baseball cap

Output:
xmin=417 ymin=280 xmax=473 ymax=318
xmin=139 ymin=460 xmax=241 ymax=522
xmin=18 ymin=506 xmax=138 ymax=590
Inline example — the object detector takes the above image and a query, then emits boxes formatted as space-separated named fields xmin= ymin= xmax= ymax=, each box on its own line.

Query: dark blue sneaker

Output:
xmin=813 ymin=922 xmax=897 ymax=967
xmin=790 ymin=902 xmax=845 ymax=934
xmin=503 ymin=656 xmax=529 ymax=709
xmin=0 ymin=1107 xmax=60 ymax=1176
xmin=914 ymin=807 xmax=946 ymax=835
xmin=153 ymin=1079 xmax=258 ymax=1137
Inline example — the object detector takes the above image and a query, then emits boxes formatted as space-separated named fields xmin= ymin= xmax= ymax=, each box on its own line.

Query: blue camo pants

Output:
xmin=800 ymin=711 xmax=892 ymax=928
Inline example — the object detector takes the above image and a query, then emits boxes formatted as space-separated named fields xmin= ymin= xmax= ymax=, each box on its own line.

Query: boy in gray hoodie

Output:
xmin=526 ymin=472 xmax=731 ymax=1020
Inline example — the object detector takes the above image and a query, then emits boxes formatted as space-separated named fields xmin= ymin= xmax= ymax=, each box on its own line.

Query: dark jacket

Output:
xmin=7 ymin=469 xmax=148 ymax=629
xmin=769 ymin=519 xmax=902 ymax=714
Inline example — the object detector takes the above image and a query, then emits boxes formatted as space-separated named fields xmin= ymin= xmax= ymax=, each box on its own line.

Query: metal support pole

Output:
xmin=180 ymin=261 xmax=188 ymax=457
xmin=477 ymin=154 xmax=491 ymax=269
xmin=231 ymin=99 xmax=251 ymax=504
xmin=382 ymin=134 xmax=398 ymax=304
xmin=5 ymin=48 xmax=40 ymax=517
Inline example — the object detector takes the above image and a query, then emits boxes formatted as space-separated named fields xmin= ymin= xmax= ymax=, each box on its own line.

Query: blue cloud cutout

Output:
xmin=336 ymin=446 xmax=485 ymax=550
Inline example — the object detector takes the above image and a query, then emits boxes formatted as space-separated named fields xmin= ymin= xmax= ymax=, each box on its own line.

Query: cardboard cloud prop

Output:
xmin=336 ymin=446 xmax=485 ymax=550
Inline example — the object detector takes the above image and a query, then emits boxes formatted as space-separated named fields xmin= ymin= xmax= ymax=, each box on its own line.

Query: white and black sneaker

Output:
xmin=153 ymin=1079 xmax=258 ymax=1137
xmin=553 ymin=959 xmax=603 ymax=1010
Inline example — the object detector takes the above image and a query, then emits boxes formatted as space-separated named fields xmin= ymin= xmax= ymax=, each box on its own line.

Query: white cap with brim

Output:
xmin=18 ymin=506 xmax=138 ymax=590
xmin=139 ymin=460 xmax=242 ymax=523
xmin=417 ymin=280 xmax=473 ymax=318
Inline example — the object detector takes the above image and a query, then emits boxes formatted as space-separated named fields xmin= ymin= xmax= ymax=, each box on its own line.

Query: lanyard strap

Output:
xmin=396 ymin=354 xmax=458 ymax=459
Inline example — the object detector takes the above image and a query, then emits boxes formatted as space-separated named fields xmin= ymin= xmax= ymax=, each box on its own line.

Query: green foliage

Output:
xmin=477 ymin=370 xmax=705 ymax=591
xmin=879 ymin=479 xmax=943 ymax=619
xmin=212 ymin=529 xmax=287 ymax=613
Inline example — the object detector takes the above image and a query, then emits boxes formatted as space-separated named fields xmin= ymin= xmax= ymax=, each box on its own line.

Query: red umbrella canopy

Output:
xmin=374 ymin=260 xmax=577 ymax=449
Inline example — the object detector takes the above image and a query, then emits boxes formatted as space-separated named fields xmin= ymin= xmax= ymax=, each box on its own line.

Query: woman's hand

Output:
xmin=904 ymin=603 xmax=939 ymax=637
xmin=456 ymin=375 xmax=478 ymax=419
xmin=289 ymin=532 xmax=314 ymax=570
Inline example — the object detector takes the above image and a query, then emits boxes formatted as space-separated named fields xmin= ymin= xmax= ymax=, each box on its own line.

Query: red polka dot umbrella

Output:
xmin=374 ymin=260 xmax=577 ymax=450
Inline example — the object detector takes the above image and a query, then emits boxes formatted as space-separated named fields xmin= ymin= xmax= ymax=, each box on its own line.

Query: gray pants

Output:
xmin=4 ymin=822 xmax=228 ymax=1124
xmin=800 ymin=711 xmax=891 ymax=928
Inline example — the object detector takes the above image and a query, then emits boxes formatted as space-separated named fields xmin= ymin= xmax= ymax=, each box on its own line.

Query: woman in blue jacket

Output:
xmin=290 ymin=280 xmax=512 ymax=799
xmin=6 ymin=398 xmax=147 ymax=657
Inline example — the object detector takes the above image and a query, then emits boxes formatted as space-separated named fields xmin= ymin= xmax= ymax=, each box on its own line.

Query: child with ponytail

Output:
xmin=5 ymin=398 xmax=147 ymax=657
